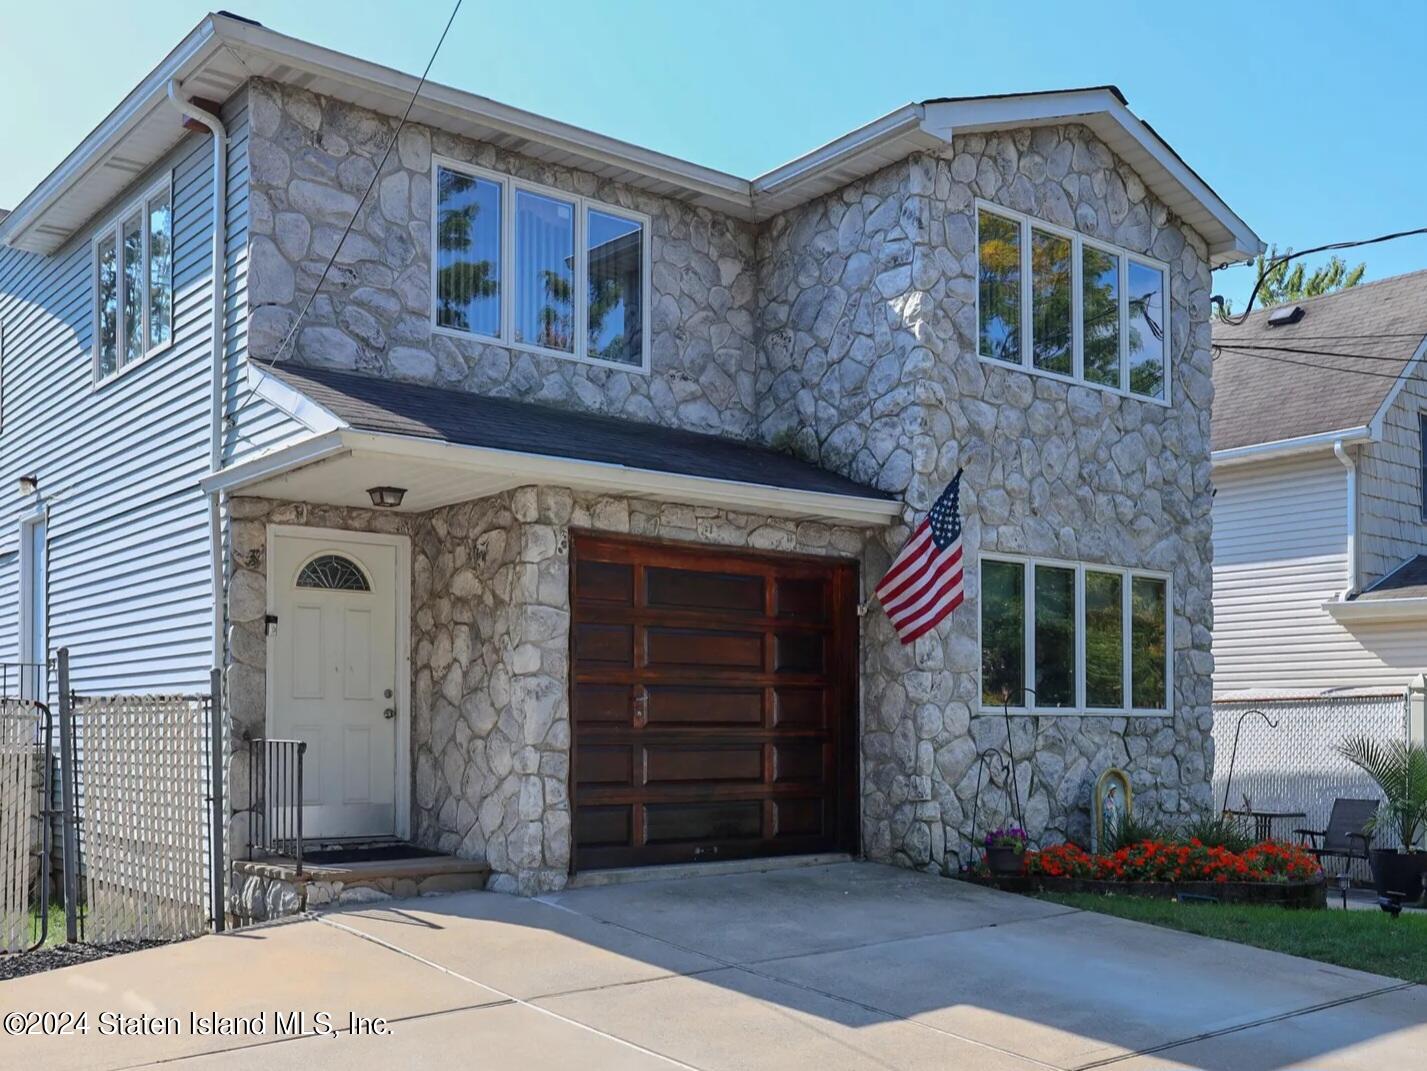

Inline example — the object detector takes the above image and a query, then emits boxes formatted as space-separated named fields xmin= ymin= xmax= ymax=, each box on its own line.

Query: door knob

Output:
xmin=383 ymin=707 xmax=396 ymax=720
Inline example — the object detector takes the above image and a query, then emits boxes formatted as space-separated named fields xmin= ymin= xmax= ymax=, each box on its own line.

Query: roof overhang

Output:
xmin=203 ymin=428 xmax=902 ymax=527
xmin=1323 ymin=596 xmax=1427 ymax=624
xmin=921 ymin=89 xmax=1262 ymax=264
xmin=1212 ymin=425 xmax=1373 ymax=467
xmin=3 ymin=17 xmax=1261 ymax=262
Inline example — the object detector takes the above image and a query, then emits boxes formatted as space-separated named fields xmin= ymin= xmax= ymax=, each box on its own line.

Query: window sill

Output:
xmin=977 ymin=353 xmax=1170 ymax=407
xmin=973 ymin=706 xmax=1172 ymax=719
xmin=93 ymin=341 xmax=174 ymax=390
xmin=429 ymin=319 xmax=649 ymax=376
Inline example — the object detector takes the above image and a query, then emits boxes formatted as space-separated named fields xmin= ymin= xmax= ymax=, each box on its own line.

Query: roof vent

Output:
xmin=1267 ymin=304 xmax=1305 ymax=327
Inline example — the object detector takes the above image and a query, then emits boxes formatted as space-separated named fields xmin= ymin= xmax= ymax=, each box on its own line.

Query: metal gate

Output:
xmin=0 ymin=700 xmax=50 ymax=952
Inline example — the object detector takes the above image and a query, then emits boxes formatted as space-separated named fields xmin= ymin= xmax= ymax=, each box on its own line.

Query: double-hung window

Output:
xmin=433 ymin=159 xmax=650 ymax=371
xmin=93 ymin=177 xmax=173 ymax=385
xmin=977 ymin=202 xmax=1169 ymax=402
xmin=980 ymin=555 xmax=1170 ymax=714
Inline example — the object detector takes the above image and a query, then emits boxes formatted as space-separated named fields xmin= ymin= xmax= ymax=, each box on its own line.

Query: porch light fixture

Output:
xmin=366 ymin=486 xmax=406 ymax=509
xmin=17 ymin=475 xmax=38 ymax=496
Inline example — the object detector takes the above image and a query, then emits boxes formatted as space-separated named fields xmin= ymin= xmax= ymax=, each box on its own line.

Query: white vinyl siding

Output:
xmin=1357 ymin=360 xmax=1427 ymax=586
xmin=1212 ymin=452 xmax=1427 ymax=694
xmin=0 ymin=94 xmax=260 ymax=696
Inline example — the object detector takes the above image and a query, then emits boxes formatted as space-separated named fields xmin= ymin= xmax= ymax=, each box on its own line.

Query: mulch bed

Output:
xmin=0 ymin=939 xmax=170 ymax=981
xmin=966 ymin=873 xmax=1327 ymax=908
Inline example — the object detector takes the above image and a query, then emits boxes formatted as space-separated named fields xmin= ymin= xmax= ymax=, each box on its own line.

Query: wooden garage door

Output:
xmin=570 ymin=533 xmax=859 ymax=870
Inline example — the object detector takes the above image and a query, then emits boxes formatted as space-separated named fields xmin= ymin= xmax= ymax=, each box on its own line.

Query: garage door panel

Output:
xmin=645 ymin=627 xmax=763 ymax=669
xmin=773 ymin=688 xmax=825 ymax=728
xmin=646 ymin=567 xmax=764 ymax=614
xmin=575 ymin=559 xmax=634 ymax=604
xmin=573 ymin=683 xmax=630 ymax=723
xmin=644 ymin=744 xmax=764 ymax=785
xmin=572 ymin=534 xmax=856 ymax=871
xmin=646 ymin=686 xmax=763 ymax=727
xmin=644 ymin=800 xmax=762 ymax=845
xmin=774 ymin=631 xmax=825 ymax=674
xmin=576 ymin=745 xmax=634 ymax=787
xmin=575 ymin=623 xmax=634 ymax=665
xmin=575 ymin=805 xmax=632 ymax=848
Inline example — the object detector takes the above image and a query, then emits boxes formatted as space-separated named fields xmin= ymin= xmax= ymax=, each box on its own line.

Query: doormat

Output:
xmin=300 ymin=844 xmax=445 ymax=865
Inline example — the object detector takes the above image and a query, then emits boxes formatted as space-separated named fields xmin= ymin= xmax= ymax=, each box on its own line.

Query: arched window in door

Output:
xmin=295 ymin=553 xmax=371 ymax=592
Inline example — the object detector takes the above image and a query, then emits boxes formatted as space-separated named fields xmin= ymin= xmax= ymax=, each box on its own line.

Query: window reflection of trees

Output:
xmin=436 ymin=169 xmax=500 ymax=334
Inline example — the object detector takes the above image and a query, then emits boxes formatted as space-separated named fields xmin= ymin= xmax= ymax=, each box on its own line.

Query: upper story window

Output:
xmin=977 ymin=202 xmax=1169 ymax=403
xmin=93 ymin=176 xmax=173 ymax=386
xmin=433 ymin=158 xmax=650 ymax=372
xmin=980 ymin=554 xmax=1170 ymax=715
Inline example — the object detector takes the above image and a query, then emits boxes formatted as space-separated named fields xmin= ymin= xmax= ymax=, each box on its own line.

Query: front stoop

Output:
xmin=231 ymin=855 xmax=491 ymax=924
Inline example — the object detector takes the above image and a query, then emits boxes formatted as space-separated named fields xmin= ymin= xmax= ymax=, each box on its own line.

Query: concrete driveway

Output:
xmin=3 ymin=861 xmax=1422 ymax=1070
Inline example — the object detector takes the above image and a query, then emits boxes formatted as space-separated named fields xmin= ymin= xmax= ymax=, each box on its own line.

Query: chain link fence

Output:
xmin=1213 ymin=692 xmax=1410 ymax=880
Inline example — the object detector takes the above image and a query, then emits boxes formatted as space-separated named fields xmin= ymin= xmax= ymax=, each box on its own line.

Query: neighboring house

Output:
xmin=1212 ymin=273 xmax=1427 ymax=699
xmin=0 ymin=13 xmax=1259 ymax=898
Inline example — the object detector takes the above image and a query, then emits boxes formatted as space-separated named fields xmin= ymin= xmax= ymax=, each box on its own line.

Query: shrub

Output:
xmin=1104 ymin=812 xmax=1164 ymax=852
xmin=1178 ymin=813 xmax=1254 ymax=853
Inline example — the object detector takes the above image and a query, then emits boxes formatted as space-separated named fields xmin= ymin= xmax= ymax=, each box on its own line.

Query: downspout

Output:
xmin=1333 ymin=439 xmax=1358 ymax=600
xmin=166 ymin=81 xmax=229 ymax=930
xmin=164 ymin=80 xmax=227 ymax=669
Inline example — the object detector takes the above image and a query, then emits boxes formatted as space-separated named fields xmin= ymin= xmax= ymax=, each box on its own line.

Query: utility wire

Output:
xmin=1212 ymin=344 xmax=1420 ymax=382
xmin=1216 ymin=340 xmax=1427 ymax=365
xmin=235 ymin=0 xmax=464 ymax=415
xmin=1214 ymin=226 xmax=1427 ymax=326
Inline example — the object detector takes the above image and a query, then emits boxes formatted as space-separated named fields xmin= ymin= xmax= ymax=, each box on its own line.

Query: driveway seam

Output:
xmin=1066 ymin=980 xmax=1422 ymax=1070
xmin=314 ymin=913 xmax=709 ymax=1071
xmin=537 ymin=895 xmax=1069 ymax=1070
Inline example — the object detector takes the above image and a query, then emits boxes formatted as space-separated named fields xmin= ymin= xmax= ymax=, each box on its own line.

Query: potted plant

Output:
xmin=1335 ymin=736 xmax=1427 ymax=900
xmin=984 ymin=826 xmax=1029 ymax=876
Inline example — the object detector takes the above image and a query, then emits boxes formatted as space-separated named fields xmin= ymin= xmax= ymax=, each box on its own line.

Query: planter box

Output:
xmin=965 ymin=873 xmax=1326 ymax=908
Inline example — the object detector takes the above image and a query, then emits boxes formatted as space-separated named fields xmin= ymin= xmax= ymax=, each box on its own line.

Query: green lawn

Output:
xmin=1041 ymin=893 xmax=1427 ymax=982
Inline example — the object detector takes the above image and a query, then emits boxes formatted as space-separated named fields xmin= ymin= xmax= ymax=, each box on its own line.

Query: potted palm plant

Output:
xmin=1335 ymin=736 xmax=1427 ymax=900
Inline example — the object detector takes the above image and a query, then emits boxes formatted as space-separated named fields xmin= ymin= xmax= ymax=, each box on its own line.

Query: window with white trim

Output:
xmin=433 ymin=159 xmax=650 ymax=371
xmin=979 ymin=555 xmax=1170 ymax=714
xmin=977 ymin=202 xmax=1169 ymax=402
xmin=93 ymin=177 xmax=173 ymax=385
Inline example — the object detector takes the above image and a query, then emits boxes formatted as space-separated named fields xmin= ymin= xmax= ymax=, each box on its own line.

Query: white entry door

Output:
xmin=270 ymin=532 xmax=400 ymax=839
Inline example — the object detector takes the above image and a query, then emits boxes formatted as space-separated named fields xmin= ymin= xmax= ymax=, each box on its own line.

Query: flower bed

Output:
xmin=973 ymin=839 xmax=1327 ymax=908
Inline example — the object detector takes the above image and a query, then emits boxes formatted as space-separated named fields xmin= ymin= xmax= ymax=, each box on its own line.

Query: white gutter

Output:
xmin=1323 ymin=597 xmax=1427 ymax=623
xmin=201 ymin=429 xmax=902 ymax=527
xmin=1333 ymin=438 xmax=1359 ymax=600
xmin=165 ymin=81 xmax=227 ymax=670
xmin=1211 ymin=425 xmax=1373 ymax=467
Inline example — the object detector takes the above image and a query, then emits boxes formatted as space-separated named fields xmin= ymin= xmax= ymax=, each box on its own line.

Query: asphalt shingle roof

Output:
xmin=1355 ymin=554 xmax=1427 ymax=601
xmin=1211 ymin=270 xmax=1427 ymax=452
xmin=264 ymin=362 xmax=893 ymax=503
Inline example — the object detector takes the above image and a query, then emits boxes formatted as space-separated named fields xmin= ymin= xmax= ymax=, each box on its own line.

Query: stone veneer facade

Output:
xmin=230 ymin=82 xmax=1219 ymax=891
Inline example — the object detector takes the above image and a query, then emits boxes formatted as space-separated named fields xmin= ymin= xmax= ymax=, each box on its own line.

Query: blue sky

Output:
xmin=3 ymin=1 xmax=1424 ymax=306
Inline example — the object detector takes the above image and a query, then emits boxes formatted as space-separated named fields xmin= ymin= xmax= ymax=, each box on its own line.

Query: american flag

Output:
xmin=875 ymin=471 xmax=965 ymax=644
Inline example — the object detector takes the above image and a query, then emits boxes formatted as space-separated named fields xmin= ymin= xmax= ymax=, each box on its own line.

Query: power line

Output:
xmin=1212 ymin=344 xmax=1418 ymax=382
xmin=236 ymin=0 xmax=464 ymax=415
xmin=1215 ymin=341 xmax=1424 ymax=365
xmin=1213 ymin=226 xmax=1427 ymax=326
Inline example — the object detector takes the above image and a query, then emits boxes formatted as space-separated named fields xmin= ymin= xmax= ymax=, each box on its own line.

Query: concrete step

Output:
xmin=231 ymin=852 xmax=490 ymax=923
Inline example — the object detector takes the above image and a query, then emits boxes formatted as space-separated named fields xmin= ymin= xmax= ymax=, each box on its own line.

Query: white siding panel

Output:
xmin=1212 ymin=453 xmax=1427 ymax=693
xmin=0 ymin=123 xmax=224 ymax=696
xmin=1358 ymin=360 xmax=1427 ymax=585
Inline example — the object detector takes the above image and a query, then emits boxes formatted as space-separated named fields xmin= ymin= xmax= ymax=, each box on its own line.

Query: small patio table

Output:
xmin=1224 ymin=807 xmax=1307 ymax=842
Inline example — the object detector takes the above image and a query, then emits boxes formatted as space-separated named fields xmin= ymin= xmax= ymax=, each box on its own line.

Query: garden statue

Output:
xmin=1093 ymin=768 xmax=1133 ymax=853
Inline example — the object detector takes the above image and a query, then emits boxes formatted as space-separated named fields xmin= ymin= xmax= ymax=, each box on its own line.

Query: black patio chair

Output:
xmin=1295 ymin=798 xmax=1378 ymax=869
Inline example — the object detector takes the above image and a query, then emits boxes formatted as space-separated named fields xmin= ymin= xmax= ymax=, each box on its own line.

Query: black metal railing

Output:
xmin=247 ymin=738 xmax=306 ymax=876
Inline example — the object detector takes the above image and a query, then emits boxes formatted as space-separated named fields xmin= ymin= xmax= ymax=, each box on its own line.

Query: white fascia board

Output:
xmin=923 ymin=90 xmax=1263 ymax=264
xmin=201 ymin=430 xmax=351 ymax=493
xmin=344 ymin=430 xmax=901 ymax=526
xmin=244 ymin=362 xmax=346 ymax=434
xmin=1323 ymin=596 xmax=1427 ymax=623
xmin=751 ymin=104 xmax=940 ymax=199
xmin=212 ymin=16 xmax=754 ymax=217
xmin=1211 ymin=426 xmax=1374 ymax=467
xmin=0 ymin=16 xmax=223 ymax=252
